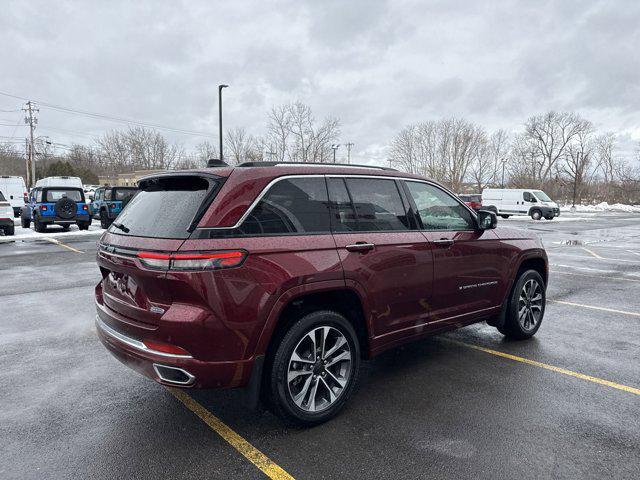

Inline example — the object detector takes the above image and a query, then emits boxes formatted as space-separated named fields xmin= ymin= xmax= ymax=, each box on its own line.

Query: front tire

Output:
xmin=269 ymin=310 xmax=360 ymax=426
xmin=100 ymin=210 xmax=111 ymax=229
xmin=530 ymin=209 xmax=542 ymax=220
xmin=498 ymin=270 xmax=545 ymax=340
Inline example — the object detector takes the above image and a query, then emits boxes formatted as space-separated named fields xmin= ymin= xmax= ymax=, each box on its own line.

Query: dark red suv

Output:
xmin=95 ymin=162 xmax=548 ymax=425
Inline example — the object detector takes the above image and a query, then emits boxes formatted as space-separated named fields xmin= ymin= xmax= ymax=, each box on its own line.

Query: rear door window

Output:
xmin=114 ymin=188 xmax=138 ymax=200
xmin=109 ymin=176 xmax=218 ymax=239
xmin=329 ymin=177 xmax=410 ymax=232
xmin=238 ymin=177 xmax=330 ymax=235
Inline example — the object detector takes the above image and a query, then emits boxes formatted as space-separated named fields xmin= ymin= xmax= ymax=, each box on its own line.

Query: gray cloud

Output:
xmin=0 ymin=0 xmax=638 ymax=165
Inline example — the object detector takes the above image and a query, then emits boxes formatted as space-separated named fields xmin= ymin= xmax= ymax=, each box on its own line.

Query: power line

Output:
xmin=0 ymin=90 xmax=216 ymax=139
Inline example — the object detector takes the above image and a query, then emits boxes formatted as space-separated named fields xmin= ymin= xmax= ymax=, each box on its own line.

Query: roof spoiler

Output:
xmin=207 ymin=159 xmax=229 ymax=168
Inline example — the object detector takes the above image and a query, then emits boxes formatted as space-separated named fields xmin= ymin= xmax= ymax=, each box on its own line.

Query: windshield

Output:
xmin=108 ymin=176 xmax=217 ymax=239
xmin=533 ymin=190 xmax=552 ymax=202
xmin=45 ymin=190 xmax=83 ymax=202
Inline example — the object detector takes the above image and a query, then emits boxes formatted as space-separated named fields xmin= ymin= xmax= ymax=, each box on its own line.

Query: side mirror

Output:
xmin=477 ymin=210 xmax=497 ymax=230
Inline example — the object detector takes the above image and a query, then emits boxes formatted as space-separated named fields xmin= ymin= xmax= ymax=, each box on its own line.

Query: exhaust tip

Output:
xmin=153 ymin=364 xmax=195 ymax=386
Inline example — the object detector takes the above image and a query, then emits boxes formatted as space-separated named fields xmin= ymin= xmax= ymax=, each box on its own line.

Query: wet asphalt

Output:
xmin=1 ymin=212 xmax=639 ymax=479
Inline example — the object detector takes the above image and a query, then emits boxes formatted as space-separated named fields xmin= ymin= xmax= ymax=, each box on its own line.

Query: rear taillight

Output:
xmin=82 ymin=205 xmax=88 ymax=211
xmin=142 ymin=339 xmax=191 ymax=356
xmin=23 ymin=192 xmax=28 ymax=202
xmin=40 ymin=205 xmax=47 ymax=211
xmin=110 ymin=203 xmax=117 ymax=209
xmin=137 ymin=250 xmax=246 ymax=271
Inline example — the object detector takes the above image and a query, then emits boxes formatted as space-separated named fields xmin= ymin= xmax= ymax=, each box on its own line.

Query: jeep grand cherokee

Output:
xmin=95 ymin=162 xmax=548 ymax=425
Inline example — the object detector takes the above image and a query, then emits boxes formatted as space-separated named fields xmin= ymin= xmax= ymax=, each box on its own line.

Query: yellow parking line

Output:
xmin=44 ymin=237 xmax=84 ymax=254
xmin=581 ymin=247 xmax=603 ymax=259
xmin=447 ymin=340 xmax=640 ymax=396
xmin=549 ymin=300 xmax=640 ymax=317
xmin=168 ymin=388 xmax=295 ymax=480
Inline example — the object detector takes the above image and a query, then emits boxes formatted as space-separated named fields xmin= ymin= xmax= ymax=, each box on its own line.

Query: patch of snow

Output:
xmin=0 ymin=219 xmax=103 ymax=243
xmin=560 ymin=202 xmax=640 ymax=213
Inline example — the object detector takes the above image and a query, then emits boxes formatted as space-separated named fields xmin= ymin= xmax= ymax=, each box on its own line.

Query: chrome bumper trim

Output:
xmin=95 ymin=315 xmax=193 ymax=359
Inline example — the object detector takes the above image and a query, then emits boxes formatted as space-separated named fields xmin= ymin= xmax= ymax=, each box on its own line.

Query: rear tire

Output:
xmin=100 ymin=211 xmax=111 ymax=229
xmin=497 ymin=269 xmax=545 ymax=340
xmin=530 ymin=209 xmax=542 ymax=220
xmin=34 ymin=216 xmax=47 ymax=233
xmin=5 ymin=225 xmax=14 ymax=236
xmin=500 ymin=215 xmax=510 ymax=219
xmin=21 ymin=218 xmax=30 ymax=229
xmin=269 ymin=310 xmax=360 ymax=426
xmin=544 ymin=215 xmax=554 ymax=220
xmin=77 ymin=221 xmax=90 ymax=231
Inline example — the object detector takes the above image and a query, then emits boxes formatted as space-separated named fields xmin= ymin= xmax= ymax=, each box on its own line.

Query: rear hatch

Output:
xmin=97 ymin=173 xmax=223 ymax=326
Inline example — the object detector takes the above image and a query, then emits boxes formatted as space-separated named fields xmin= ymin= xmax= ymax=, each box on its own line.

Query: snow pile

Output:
xmin=560 ymin=202 xmax=640 ymax=213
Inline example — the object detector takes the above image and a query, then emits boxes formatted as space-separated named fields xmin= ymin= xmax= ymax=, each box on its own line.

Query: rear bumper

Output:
xmin=40 ymin=214 xmax=91 ymax=224
xmin=95 ymin=308 xmax=255 ymax=389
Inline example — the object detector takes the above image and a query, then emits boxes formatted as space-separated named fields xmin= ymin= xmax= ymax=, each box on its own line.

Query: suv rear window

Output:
xmin=45 ymin=190 xmax=83 ymax=202
xmin=113 ymin=188 xmax=138 ymax=201
xmin=108 ymin=176 xmax=217 ymax=239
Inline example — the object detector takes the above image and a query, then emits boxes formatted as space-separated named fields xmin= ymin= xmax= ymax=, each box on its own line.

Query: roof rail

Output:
xmin=236 ymin=161 xmax=397 ymax=171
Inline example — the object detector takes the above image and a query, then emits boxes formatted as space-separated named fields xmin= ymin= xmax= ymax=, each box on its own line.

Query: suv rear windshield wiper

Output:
xmin=111 ymin=222 xmax=130 ymax=233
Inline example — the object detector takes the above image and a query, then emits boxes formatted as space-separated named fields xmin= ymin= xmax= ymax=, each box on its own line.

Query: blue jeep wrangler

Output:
xmin=21 ymin=186 xmax=92 ymax=232
xmin=93 ymin=186 xmax=138 ymax=229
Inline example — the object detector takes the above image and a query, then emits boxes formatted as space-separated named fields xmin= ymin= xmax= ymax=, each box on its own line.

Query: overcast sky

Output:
xmin=1 ymin=0 xmax=639 ymax=165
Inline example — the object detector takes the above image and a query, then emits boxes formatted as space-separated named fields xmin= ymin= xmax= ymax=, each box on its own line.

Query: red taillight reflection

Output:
xmin=136 ymin=250 xmax=246 ymax=271
xmin=142 ymin=339 xmax=190 ymax=356
xmin=40 ymin=205 xmax=47 ymax=211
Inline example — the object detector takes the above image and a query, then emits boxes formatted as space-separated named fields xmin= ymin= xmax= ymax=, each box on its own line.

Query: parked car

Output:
xmin=35 ymin=176 xmax=84 ymax=189
xmin=482 ymin=188 xmax=560 ymax=220
xmin=95 ymin=186 xmax=139 ymax=229
xmin=21 ymin=186 xmax=92 ymax=232
xmin=0 ymin=175 xmax=28 ymax=217
xmin=0 ymin=190 xmax=15 ymax=235
xmin=95 ymin=162 xmax=548 ymax=425
xmin=458 ymin=193 xmax=482 ymax=210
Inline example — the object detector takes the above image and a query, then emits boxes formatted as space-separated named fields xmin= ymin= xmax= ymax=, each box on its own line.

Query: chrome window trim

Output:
xmin=95 ymin=316 xmax=193 ymax=359
xmin=196 ymin=173 xmax=478 ymax=231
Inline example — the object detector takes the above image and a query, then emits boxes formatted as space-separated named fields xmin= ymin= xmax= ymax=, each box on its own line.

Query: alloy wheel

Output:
xmin=287 ymin=326 xmax=352 ymax=413
xmin=518 ymin=279 xmax=543 ymax=331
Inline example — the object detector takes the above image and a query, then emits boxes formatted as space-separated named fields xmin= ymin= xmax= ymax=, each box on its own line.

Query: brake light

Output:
xmin=40 ymin=205 xmax=47 ymax=211
xmin=23 ymin=192 xmax=28 ymax=201
xmin=142 ymin=339 xmax=190 ymax=356
xmin=110 ymin=203 xmax=117 ymax=209
xmin=82 ymin=205 xmax=88 ymax=211
xmin=137 ymin=250 xmax=246 ymax=271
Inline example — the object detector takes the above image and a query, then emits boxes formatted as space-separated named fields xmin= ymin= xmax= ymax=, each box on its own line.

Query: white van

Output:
xmin=35 ymin=176 xmax=83 ymax=189
xmin=0 ymin=175 xmax=28 ymax=217
xmin=482 ymin=188 xmax=560 ymax=220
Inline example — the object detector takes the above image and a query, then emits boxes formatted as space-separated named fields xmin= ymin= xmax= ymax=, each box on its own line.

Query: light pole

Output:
xmin=331 ymin=144 xmax=340 ymax=163
xmin=218 ymin=84 xmax=228 ymax=162
xmin=501 ymin=159 xmax=507 ymax=188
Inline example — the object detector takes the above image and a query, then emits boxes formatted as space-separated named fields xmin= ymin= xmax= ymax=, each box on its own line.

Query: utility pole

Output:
xmin=25 ymin=139 xmax=30 ymax=187
xmin=218 ymin=84 xmax=228 ymax=162
xmin=345 ymin=142 xmax=354 ymax=164
xmin=23 ymin=101 xmax=39 ymax=187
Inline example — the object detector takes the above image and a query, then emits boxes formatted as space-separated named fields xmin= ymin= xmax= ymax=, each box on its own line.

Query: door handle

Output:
xmin=345 ymin=242 xmax=375 ymax=252
xmin=433 ymin=238 xmax=454 ymax=247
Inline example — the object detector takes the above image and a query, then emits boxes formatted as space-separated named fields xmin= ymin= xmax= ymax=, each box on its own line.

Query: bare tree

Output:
xmin=521 ymin=111 xmax=591 ymax=182
xmin=225 ymin=127 xmax=263 ymax=164
xmin=470 ymin=129 xmax=510 ymax=191
xmin=563 ymin=127 xmax=596 ymax=205
xmin=265 ymin=102 xmax=340 ymax=163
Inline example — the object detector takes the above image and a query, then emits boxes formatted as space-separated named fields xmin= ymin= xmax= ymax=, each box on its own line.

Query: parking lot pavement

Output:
xmin=1 ymin=212 xmax=639 ymax=479
xmin=0 ymin=217 xmax=103 ymax=244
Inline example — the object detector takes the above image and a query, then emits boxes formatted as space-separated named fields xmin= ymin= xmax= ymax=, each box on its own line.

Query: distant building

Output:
xmin=97 ymin=169 xmax=165 ymax=187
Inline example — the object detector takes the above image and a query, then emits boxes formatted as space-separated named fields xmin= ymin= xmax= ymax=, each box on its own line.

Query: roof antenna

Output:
xmin=207 ymin=158 xmax=229 ymax=168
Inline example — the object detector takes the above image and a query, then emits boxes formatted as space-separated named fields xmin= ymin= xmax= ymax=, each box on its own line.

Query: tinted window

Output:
xmin=35 ymin=190 xmax=42 ymax=202
xmin=406 ymin=181 xmax=475 ymax=231
xmin=0 ymin=191 xmax=5 ymax=201
xmin=114 ymin=188 xmax=138 ymax=200
xmin=523 ymin=191 xmax=534 ymax=202
xmin=45 ymin=190 xmax=83 ymax=202
xmin=327 ymin=178 xmax=358 ymax=231
xmin=109 ymin=176 xmax=215 ymax=239
xmin=238 ymin=177 xmax=330 ymax=235
xmin=328 ymin=178 xmax=410 ymax=232
xmin=104 ymin=189 xmax=113 ymax=201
